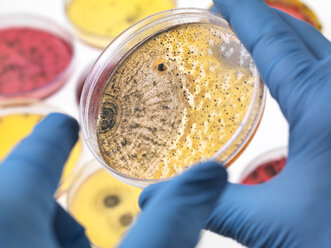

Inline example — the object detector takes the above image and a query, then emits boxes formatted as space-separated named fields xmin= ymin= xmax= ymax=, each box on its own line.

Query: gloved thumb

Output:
xmin=1 ymin=113 xmax=79 ymax=195
xmin=119 ymin=161 xmax=227 ymax=248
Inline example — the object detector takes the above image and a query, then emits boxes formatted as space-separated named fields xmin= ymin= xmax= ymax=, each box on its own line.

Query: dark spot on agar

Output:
xmin=126 ymin=16 xmax=136 ymax=23
xmin=121 ymin=138 xmax=127 ymax=147
xmin=158 ymin=63 xmax=166 ymax=71
xmin=129 ymin=123 xmax=140 ymax=129
xmin=99 ymin=101 xmax=119 ymax=134
xmin=120 ymin=213 xmax=133 ymax=226
xmin=104 ymin=195 xmax=120 ymax=207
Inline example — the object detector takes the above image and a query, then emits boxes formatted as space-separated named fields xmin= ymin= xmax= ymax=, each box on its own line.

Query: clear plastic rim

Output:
xmin=80 ymin=8 xmax=267 ymax=186
xmin=0 ymin=13 xmax=75 ymax=99
xmin=64 ymin=0 xmax=177 ymax=48
xmin=60 ymin=159 xmax=140 ymax=248
xmin=58 ymin=160 xmax=103 ymax=248
xmin=75 ymin=62 xmax=94 ymax=106
xmin=238 ymin=146 xmax=288 ymax=183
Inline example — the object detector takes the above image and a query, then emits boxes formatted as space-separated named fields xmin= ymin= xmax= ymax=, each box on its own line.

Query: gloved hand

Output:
xmin=206 ymin=0 xmax=331 ymax=247
xmin=119 ymin=161 xmax=228 ymax=248
xmin=0 ymin=114 xmax=90 ymax=248
xmin=138 ymin=1 xmax=331 ymax=247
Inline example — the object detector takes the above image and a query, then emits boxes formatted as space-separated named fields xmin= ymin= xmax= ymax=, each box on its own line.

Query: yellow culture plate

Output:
xmin=66 ymin=160 xmax=141 ymax=248
xmin=65 ymin=0 xmax=176 ymax=48
xmin=0 ymin=99 xmax=82 ymax=183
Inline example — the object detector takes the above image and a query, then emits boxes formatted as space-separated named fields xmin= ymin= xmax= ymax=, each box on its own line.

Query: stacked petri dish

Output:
xmin=265 ymin=0 xmax=322 ymax=30
xmin=0 ymin=99 xmax=82 ymax=183
xmin=80 ymin=9 xmax=267 ymax=187
xmin=65 ymin=0 xmax=176 ymax=48
xmin=59 ymin=160 xmax=141 ymax=248
xmin=0 ymin=14 xmax=74 ymax=99
xmin=239 ymin=147 xmax=287 ymax=185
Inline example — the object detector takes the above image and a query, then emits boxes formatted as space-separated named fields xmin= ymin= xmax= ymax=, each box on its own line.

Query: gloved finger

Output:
xmin=213 ymin=0 xmax=315 ymax=105
xmin=138 ymin=181 xmax=168 ymax=210
xmin=53 ymin=203 xmax=91 ymax=248
xmin=206 ymin=180 xmax=294 ymax=247
xmin=274 ymin=8 xmax=331 ymax=60
xmin=206 ymin=183 xmax=266 ymax=246
xmin=1 ymin=113 xmax=79 ymax=194
xmin=119 ymin=161 xmax=227 ymax=248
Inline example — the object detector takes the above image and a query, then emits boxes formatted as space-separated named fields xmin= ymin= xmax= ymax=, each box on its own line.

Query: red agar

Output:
xmin=267 ymin=2 xmax=315 ymax=26
xmin=0 ymin=27 xmax=73 ymax=98
xmin=241 ymin=157 xmax=286 ymax=185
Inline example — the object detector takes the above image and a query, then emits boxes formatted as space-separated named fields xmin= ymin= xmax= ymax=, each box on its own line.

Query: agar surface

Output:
xmin=0 ymin=113 xmax=80 ymax=181
xmin=0 ymin=28 xmax=72 ymax=96
xmin=242 ymin=157 xmax=286 ymax=185
xmin=67 ymin=0 xmax=174 ymax=38
xmin=97 ymin=23 xmax=257 ymax=179
xmin=69 ymin=169 xmax=140 ymax=248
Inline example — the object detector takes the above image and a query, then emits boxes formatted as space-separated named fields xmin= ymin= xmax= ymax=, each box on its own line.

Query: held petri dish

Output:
xmin=65 ymin=0 xmax=176 ymax=48
xmin=76 ymin=62 xmax=117 ymax=106
xmin=0 ymin=14 xmax=74 ymax=99
xmin=63 ymin=160 xmax=141 ymax=248
xmin=80 ymin=9 xmax=266 ymax=187
xmin=75 ymin=64 xmax=92 ymax=106
xmin=0 ymin=99 xmax=82 ymax=183
xmin=265 ymin=0 xmax=322 ymax=30
xmin=239 ymin=147 xmax=287 ymax=185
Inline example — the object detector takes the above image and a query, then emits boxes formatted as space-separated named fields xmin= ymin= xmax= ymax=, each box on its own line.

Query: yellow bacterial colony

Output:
xmin=97 ymin=23 xmax=261 ymax=179
xmin=66 ymin=0 xmax=174 ymax=47
xmin=0 ymin=113 xmax=81 ymax=181
xmin=68 ymin=169 xmax=141 ymax=248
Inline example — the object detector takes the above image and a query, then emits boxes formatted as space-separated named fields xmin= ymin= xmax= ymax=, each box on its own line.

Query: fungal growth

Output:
xmin=97 ymin=23 xmax=261 ymax=179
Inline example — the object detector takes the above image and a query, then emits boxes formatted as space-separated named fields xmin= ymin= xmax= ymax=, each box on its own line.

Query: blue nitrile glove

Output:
xmin=0 ymin=114 xmax=90 ymax=248
xmin=119 ymin=161 xmax=228 ymax=248
xmin=209 ymin=1 xmax=331 ymax=247
xmin=137 ymin=1 xmax=331 ymax=248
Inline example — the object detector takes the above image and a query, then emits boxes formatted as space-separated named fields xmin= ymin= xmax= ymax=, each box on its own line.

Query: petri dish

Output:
xmin=80 ymin=8 xmax=266 ymax=187
xmin=65 ymin=0 xmax=176 ymax=48
xmin=209 ymin=0 xmax=321 ymax=30
xmin=75 ymin=63 xmax=93 ymax=106
xmin=0 ymin=99 xmax=82 ymax=183
xmin=265 ymin=0 xmax=322 ymax=30
xmin=76 ymin=62 xmax=117 ymax=106
xmin=239 ymin=147 xmax=287 ymax=185
xmin=0 ymin=14 xmax=74 ymax=99
xmin=63 ymin=160 xmax=141 ymax=248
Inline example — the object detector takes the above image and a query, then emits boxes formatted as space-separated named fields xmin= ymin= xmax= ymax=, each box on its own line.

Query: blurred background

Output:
xmin=0 ymin=0 xmax=330 ymax=247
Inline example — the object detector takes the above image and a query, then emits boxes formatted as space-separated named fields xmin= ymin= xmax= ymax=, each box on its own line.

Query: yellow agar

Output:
xmin=97 ymin=23 xmax=262 ymax=179
xmin=68 ymin=169 xmax=141 ymax=248
xmin=66 ymin=0 xmax=175 ymax=47
xmin=0 ymin=114 xmax=81 ymax=181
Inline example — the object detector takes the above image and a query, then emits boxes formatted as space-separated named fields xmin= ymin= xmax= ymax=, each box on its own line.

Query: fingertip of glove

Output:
xmin=42 ymin=113 xmax=79 ymax=133
xmin=210 ymin=5 xmax=218 ymax=12
xmin=138 ymin=161 xmax=227 ymax=210
xmin=139 ymin=182 xmax=166 ymax=210
xmin=35 ymin=113 xmax=80 ymax=147
xmin=183 ymin=161 xmax=227 ymax=184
